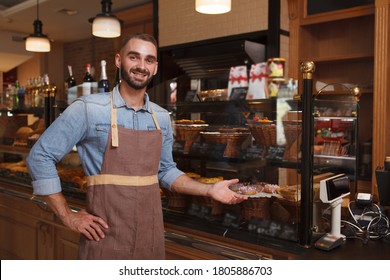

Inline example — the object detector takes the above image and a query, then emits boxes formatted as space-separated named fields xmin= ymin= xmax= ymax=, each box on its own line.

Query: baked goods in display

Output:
xmin=200 ymin=131 xmax=251 ymax=158
xmin=277 ymin=185 xmax=301 ymax=202
xmin=196 ymin=176 xmax=223 ymax=184
xmin=14 ymin=127 xmax=34 ymax=146
xmin=185 ymin=172 xmax=201 ymax=179
xmin=229 ymin=183 xmax=258 ymax=195
xmin=175 ymin=119 xmax=205 ymax=125
xmin=0 ymin=160 xmax=29 ymax=175
xmin=57 ymin=168 xmax=85 ymax=182
xmin=229 ymin=182 xmax=280 ymax=197
xmin=263 ymin=184 xmax=280 ymax=194
xmin=237 ymin=185 xmax=258 ymax=195
xmin=228 ymin=183 xmax=243 ymax=192
xmin=175 ymin=120 xmax=208 ymax=154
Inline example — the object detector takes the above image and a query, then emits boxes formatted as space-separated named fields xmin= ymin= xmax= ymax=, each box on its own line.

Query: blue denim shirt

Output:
xmin=26 ymin=85 xmax=184 ymax=195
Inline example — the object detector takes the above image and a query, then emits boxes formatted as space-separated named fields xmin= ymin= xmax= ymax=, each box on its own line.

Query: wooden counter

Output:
xmin=1 ymin=180 xmax=389 ymax=260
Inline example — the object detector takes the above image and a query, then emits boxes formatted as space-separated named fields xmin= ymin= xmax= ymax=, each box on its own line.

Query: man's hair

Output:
xmin=120 ymin=33 xmax=158 ymax=50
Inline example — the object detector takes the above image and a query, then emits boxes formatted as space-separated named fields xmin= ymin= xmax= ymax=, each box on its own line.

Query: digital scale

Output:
xmin=314 ymin=174 xmax=350 ymax=251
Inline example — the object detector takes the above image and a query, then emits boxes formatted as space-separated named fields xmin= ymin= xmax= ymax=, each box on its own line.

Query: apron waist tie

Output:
xmin=87 ymin=174 xmax=158 ymax=187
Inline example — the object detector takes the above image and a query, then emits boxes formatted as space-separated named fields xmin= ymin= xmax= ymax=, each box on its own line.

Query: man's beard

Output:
xmin=120 ymin=66 xmax=154 ymax=90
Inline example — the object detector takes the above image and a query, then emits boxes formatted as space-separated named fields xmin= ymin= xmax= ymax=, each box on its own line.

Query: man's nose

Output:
xmin=137 ymin=58 xmax=147 ymax=69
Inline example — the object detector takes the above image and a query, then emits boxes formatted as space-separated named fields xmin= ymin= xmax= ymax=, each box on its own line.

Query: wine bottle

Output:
xmin=66 ymin=65 xmax=77 ymax=104
xmin=98 ymin=60 xmax=110 ymax=93
xmin=82 ymin=63 xmax=94 ymax=95
xmin=43 ymin=74 xmax=51 ymax=128
xmin=83 ymin=64 xmax=94 ymax=82
xmin=66 ymin=65 xmax=76 ymax=88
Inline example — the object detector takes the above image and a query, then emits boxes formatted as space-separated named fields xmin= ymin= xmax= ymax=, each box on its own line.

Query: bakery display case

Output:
xmin=148 ymin=64 xmax=361 ymax=256
xmin=148 ymin=74 xmax=304 ymax=253
xmin=0 ymin=70 xmax=360 ymax=259
xmin=313 ymin=84 xmax=360 ymax=194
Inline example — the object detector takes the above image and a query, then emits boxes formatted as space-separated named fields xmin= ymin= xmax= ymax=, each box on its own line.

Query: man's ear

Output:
xmin=153 ymin=62 xmax=158 ymax=76
xmin=115 ymin=53 xmax=121 ymax=68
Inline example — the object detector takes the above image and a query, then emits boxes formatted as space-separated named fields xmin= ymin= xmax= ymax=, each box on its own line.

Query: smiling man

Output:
xmin=26 ymin=33 xmax=246 ymax=260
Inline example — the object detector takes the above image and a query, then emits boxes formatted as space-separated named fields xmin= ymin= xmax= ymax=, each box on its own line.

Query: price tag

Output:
xmin=173 ymin=141 xmax=185 ymax=154
xmin=222 ymin=211 xmax=241 ymax=228
xmin=267 ymin=145 xmax=285 ymax=161
xmin=189 ymin=142 xmax=226 ymax=159
xmin=229 ymin=87 xmax=248 ymax=100
xmin=244 ymin=146 xmax=265 ymax=159
xmin=187 ymin=203 xmax=212 ymax=219
xmin=248 ymin=218 xmax=297 ymax=241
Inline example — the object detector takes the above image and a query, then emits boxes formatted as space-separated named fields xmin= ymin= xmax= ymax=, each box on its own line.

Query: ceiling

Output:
xmin=0 ymin=0 xmax=152 ymax=43
xmin=0 ymin=0 xmax=151 ymax=72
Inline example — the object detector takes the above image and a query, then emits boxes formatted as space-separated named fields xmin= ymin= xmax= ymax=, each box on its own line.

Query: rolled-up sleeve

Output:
xmin=157 ymin=111 xmax=184 ymax=189
xmin=26 ymin=100 xmax=87 ymax=195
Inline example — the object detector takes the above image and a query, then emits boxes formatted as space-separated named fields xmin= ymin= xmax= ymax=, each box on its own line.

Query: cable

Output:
xmin=343 ymin=200 xmax=390 ymax=243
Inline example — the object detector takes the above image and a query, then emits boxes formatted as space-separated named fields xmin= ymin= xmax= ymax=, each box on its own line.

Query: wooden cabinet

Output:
xmin=0 ymin=183 xmax=80 ymax=260
xmin=287 ymin=0 xmax=390 ymax=197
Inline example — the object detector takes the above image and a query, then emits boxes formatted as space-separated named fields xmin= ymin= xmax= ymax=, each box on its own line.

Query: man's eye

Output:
xmin=146 ymin=58 xmax=155 ymax=64
xmin=129 ymin=56 xmax=137 ymax=61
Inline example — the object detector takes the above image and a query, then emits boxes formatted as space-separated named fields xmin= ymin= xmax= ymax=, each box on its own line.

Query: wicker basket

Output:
xmin=175 ymin=124 xmax=208 ymax=153
xmin=200 ymin=132 xmax=251 ymax=158
xmin=283 ymin=121 xmax=302 ymax=160
xmin=161 ymin=188 xmax=191 ymax=208
xmin=248 ymin=120 xmax=302 ymax=160
xmin=247 ymin=120 xmax=276 ymax=146
xmin=240 ymin=197 xmax=272 ymax=220
xmin=191 ymin=196 xmax=225 ymax=215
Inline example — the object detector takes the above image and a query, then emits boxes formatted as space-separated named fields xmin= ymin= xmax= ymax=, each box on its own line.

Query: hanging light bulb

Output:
xmin=89 ymin=0 xmax=122 ymax=38
xmin=195 ymin=0 xmax=231 ymax=14
xmin=25 ymin=0 xmax=51 ymax=52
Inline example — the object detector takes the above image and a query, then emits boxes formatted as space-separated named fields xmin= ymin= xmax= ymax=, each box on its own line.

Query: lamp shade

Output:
xmin=92 ymin=16 xmax=121 ymax=38
xmin=196 ymin=0 xmax=231 ymax=14
xmin=25 ymin=36 xmax=51 ymax=52
xmin=25 ymin=4 xmax=51 ymax=53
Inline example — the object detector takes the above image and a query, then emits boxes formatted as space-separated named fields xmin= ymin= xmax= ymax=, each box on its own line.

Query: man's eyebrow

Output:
xmin=127 ymin=51 xmax=157 ymax=60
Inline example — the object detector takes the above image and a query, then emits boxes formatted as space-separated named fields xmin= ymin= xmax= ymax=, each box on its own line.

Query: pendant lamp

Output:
xmin=25 ymin=0 xmax=51 ymax=52
xmin=195 ymin=0 xmax=231 ymax=14
xmin=89 ymin=0 xmax=122 ymax=38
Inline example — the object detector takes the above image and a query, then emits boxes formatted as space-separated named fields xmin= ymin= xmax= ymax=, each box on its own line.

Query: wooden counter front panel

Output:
xmin=0 ymin=190 xmax=80 ymax=260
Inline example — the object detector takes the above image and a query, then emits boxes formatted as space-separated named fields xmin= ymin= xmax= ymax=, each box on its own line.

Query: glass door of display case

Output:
xmin=148 ymin=74 xmax=303 ymax=248
xmin=310 ymin=83 xmax=360 ymax=240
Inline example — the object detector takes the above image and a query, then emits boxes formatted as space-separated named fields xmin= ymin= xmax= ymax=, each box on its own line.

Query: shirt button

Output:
xmin=112 ymin=124 xmax=116 ymax=128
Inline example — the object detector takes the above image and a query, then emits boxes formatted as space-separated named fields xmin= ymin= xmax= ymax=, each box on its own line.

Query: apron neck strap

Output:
xmin=151 ymin=111 xmax=161 ymax=130
xmin=110 ymin=92 xmax=161 ymax=148
xmin=110 ymin=93 xmax=119 ymax=147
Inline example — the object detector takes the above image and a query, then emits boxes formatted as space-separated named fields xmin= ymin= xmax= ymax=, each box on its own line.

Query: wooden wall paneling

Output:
xmin=372 ymin=0 xmax=390 ymax=199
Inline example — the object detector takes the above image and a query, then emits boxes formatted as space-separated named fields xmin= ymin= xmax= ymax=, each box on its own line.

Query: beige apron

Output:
xmin=78 ymin=94 xmax=165 ymax=259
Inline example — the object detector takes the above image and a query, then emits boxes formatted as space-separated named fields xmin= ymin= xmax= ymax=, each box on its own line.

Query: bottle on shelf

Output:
xmin=98 ymin=60 xmax=110 ymax=93
xmin=42 ymin=74 xmax=57 ymax=127
xmin=24 ymin=78 xmax=32 ymax=109
xmin=82 ymin=63 xmax=94 ymax=96
xmin=65 ymin=65 xmax=77 ymax=105
xmin=43 ymin=74 xmax=51 ymax=128
xmin=12 ymin=80 xmax=20 ymax=109
xmin=49 ymin=83 xmax=57 ymax=125
xmin=31 ymin=76 xmax=43 ymax=108
xmin=17 ymin=85 xmax=25 ymax=110
xmin=66 ymin=65 xmax=77 ymax=88
xmin=5 ymin=84 xmax=13 ymax=110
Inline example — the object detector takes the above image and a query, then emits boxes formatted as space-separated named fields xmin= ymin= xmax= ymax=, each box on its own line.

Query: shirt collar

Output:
xmin=112 ymin=84 xmax=152 ymax=113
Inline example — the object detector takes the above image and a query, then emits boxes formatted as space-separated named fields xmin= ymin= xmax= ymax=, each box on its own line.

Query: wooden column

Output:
xmin=372 ymin=0 xmax=390 ymax=199
xmin=287 ymin=0 xmax=300 ymax=80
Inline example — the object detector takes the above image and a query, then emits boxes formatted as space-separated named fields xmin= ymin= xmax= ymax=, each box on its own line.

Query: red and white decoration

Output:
xmin=227 ymin=65 xmax=248 ymax=98
xmin=247 ymin=62 xmax=268 ymax=99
